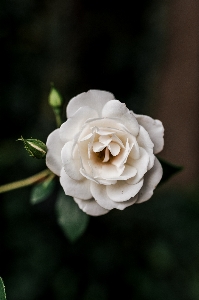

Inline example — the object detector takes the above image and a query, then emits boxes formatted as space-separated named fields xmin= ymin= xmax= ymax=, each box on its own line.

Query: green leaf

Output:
xmin=159 ymin=158 xmax=183 ymax=184
xmin=0 ymin=278 xmax=7 ymax=300
xmin=56 ymin=190 xmax=89 ymax=242
xmin=30 ymin=176 xmax=55 ymax=204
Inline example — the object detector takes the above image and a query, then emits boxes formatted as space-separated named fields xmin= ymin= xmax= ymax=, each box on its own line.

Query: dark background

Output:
xmin=0 ymin=0 xmax=199 ymax=299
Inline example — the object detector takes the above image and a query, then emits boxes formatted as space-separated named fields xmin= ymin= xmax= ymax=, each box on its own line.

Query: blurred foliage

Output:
xmin=0 ymin=0 xmax=199 ymax=299
xmin=56 ymin=191 xmax=89 ymax=243
xmin=0 ymin=277 xmax=7 ymax=300
xmin=1 ymin=185 xmax=199 ymax=300
xmin=159 ymin=158 xmax=183 ymax=185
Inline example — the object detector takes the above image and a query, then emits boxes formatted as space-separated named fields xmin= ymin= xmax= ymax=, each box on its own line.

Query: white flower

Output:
xmin=46 ymin=90 xmax=164 ymax=216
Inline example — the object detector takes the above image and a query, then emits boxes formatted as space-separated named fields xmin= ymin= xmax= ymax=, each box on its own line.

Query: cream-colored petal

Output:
xmin=46 ymin=129 xmax=65 ymax=176
xmin=59 ymin=106 xmax=98 ymax=143
xmin=74 ymin=197 xmax=109 ymax=216
xmin=79 ymin=132 xmax=93 ymax=141
xmin=67 ymin=90 xmax=115 ymax=118
xmin=93 ymin=142 xmax=105 ymax=152
xmin=127 ymin=147 xmax=150 ymax=184
xmin=111 ymin=134 xmax=125 ymax=148
xmin=137 ymin=126 xmax=154 ymax=170
xmin=109 ymin=165 xmax=137 ymax=181
xmin=136 ymin=158 xmax=163 ymax=203
xmin=102 ymin=100 xmax=139 ymax=136
xmin=96 ymin=129 xmax=114 ymax=135
xmin=100 ymin=164 xmax=125 ymax=179
xmin=135 ymin=113 xmax=164 ymax=154
xmin=99 ymin=135 xmax=112 ymax=145
xmin=111 ymin=138 xmax=131 ymax=168
xmin=61 ymin=141 xmax=83 ymax=180
xmin=108 ymin=142 xmax=120 ymax=156
xmin=116 ymin=195 xmax=138 ymax=210
xmin=91 ymin=182 xmax=138 ymax=211
xmin=102 ymin=147 xmax=110 ymax=162
xmin=107 ymin=179 xmax=144 ymax=202
xmin=90 ymin=182 xmax=118 ymax=210
xmin=60 ymin=168 xmax=92 ymax=200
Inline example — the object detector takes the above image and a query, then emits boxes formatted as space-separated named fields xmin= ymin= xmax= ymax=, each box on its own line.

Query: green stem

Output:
xmin=53 ymin=107 xmax=63 ymax=127
xmin=54 ymin=112 xmax=62 ymax=128
xmin=0 ymin=169 xmax=54 ymax=194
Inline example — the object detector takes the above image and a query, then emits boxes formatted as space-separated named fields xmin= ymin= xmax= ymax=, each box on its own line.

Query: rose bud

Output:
xmin=19 ymin=137 xmax=47 ymax=159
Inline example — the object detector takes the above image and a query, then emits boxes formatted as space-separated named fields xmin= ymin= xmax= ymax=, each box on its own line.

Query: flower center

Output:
xmin=92 ymin=134 xmax=121 ymax=163
xmin=96 ymin=147 xmax=113 ymax=163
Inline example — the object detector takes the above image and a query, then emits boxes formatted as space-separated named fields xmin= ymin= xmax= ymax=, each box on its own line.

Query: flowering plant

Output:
xmin=0 ymin=87 xmax=181 ymax=241
xmin=46 ymin=90 xmax=164 ymax=216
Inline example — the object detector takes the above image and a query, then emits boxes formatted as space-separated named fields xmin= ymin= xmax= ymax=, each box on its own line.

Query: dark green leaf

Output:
xmin=159 ymin=158 xmax=183 ymax=184
xmin=30 ymin=176 xmax=55 ymax=204
xmin=0 ymin=278 xmax=7 ymax=300
xmin=56 ymin=190 xmax=89 ymax=242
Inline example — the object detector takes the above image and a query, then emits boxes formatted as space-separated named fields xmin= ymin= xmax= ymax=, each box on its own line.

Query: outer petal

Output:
xmin=136 ymin=126 xmax=155 ymax=170
xmin=107 ymin=179 xmax=144 ymax=202
xmin=60 ymin=168 xmax=92 ymax=200
xmin=127 ymin=147 xmax=149 ymax=184
xmin=74 ymin=197 xmax=109 ymax=216
xmin=90 ymin=182 xmax=138 ymax=210
xmin=135 ymin=114 xmax=164 ymax=154
xmin=67 ymin=90 xmax=115 ymax=118
xmin=102 ymin=100 xmax=139 ymax=136
xmin=90 ymin=182 xmax=120 ymax=210
xmin=61 ymin=141 xmax=83 ymax=180
xmin=46 ymin=129 xmax=65 ymax=176
xmin=60 ymin=106 xmax=98 ymax=143
xmin=136 ymin=158 xmax=163 ymax=203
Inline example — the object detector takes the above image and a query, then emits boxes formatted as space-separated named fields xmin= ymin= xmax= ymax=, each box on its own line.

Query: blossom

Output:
xmin=46 ymin=90 xmax=164 ymax=216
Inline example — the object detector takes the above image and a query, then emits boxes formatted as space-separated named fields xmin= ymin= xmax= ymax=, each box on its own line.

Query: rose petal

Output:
xmin=137 ymin=126 xmax=155 ymax=170
xmin=99 ymin=135 xmax=112 ymax=146
xmin=137 ymin=125 xmax=154 ymax=149
xmin=80 ymin=167 xmax=99 ymax=184
xmin=103 ymin=147 xmax=110 ymax=162
xmin=127 ymin=147 xmax=150 ymax=184
xmin=46 ymin=129 xmax=65 ymax=176
xmin=60 ymin=168 xmax=92 ymax=200
xmin=135 ymin=114 xmax=164 ymax=154
xmin=107 ymin=179 xmax=144 ymax=202
xmin=101 ymin=163 xmax=125 ymax=179
xmin=79 ymin=132 xmax=93 ymax=141
xmin=74 ymin=197 xmax=109 ymax=216
xmin=111 ymin=138 xmax=132 ymax=168
xmin=111 ymin=134 xmax=125 ymax=148
xmin=61 ymin=141 xmax=83 ymax=180
xmin=129 ymin=137 xmax=140 ymax=159
xmin=93 ymin=142 xmax=105 ymax=152
xmin=97 ymin=178 xmax=117 ymax=185
xmin=108 ymin=142 xmax=120 ymax=156
xmin=96 ymin=129 xmax=114 ymax=135
xmin=86 ymin=118 xmax=126 ymax=133
xmin=60 ymin=106 xmax=98 ymax=143
xmin=67 ymin=90 xmax=115 ymax=118
xmin=90 ymin=182 xmax=137 ymax=210
xmin=109 ymin=165 xmax=137 ymax=181
xmin=102 ymin=100 xmax=139 ymax=136
xmin=136 ymin=157 xmax=163 ymax=203
xmin=116 ymin=195 xmax=138 ymax=210
xmin=90 ymin=182 xmax=119 ymax=210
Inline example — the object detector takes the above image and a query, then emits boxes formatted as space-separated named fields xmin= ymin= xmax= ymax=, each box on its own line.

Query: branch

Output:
xmin=0 ymin=169 xmax=55 ymax=194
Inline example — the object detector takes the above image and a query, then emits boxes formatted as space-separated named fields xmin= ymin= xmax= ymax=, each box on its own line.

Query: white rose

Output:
xmin=46 ymin=90 xmax=164 ymax=216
